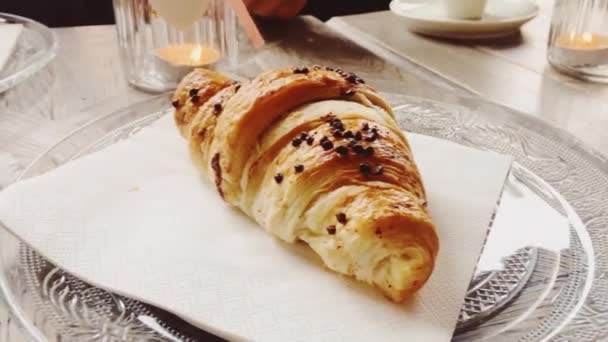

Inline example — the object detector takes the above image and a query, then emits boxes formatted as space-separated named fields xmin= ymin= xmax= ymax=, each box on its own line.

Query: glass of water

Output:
xmin=547 ymin=0 xmax=608 ymax=83
xmin=113 ymin=0 xmax=238 ymax=93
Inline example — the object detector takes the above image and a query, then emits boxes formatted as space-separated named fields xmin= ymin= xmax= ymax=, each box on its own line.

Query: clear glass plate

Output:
xmin=0 ymin=92 xmax=606 ymax=341
xmin=0 ymin=13 xmax=56 ymax=93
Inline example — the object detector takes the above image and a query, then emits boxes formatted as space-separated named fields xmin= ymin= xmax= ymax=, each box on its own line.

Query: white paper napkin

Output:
xmin=0 ymin=24 xmax=23 ymax=73
xmin=0 ymin=115 xmax=511 ymax=341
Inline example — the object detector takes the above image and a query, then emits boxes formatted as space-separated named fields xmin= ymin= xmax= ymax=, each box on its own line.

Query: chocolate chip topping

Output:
xmin=333 ymin=130 xmax=343 ymax=139
xmin=345 ymin=73 xmax=357 ymax=83
xmin=234 ymin=84 xmax=241 ymax=92
xmin=343 ymin=72 xmax=365 ymax=84
xmin=326 ymin=226 xmax=337 ymax=235
xmin=354 ymin=131 xmax=362 ymax=141
xmin=331 ymin=120 xmax=344 ymax=130
xmin=191 ymin=94 xmax=200 ymax=103
xmin=292 ymin=138 xmax=302 ymax=147
xmin=342 ymin=88 xmax=355 ymax=96
xmin=321 ymin=139 xmax=334 ymax=151
xmin=306 ymin=137 xmax=314 ymax=145
xmin=361 ymin=122 xmax=369 ymax=131
xmin=274 ymin=173 xmax=284 ymax=184
xmin=336 ymin=213 xmax=347 ymax=224
xmin=211 ymin=153 xmax=224 ymax=198
xmin=363 ymin=146 xmax=374 ymax=155
xmin=294 ymin=67 xmax=309 ymax=74
xmin=352 ymin=144 xmax=365 ymax=154
xmin=294 ymin=164 xmax=304 ymax=173
xmin=300 ymin=132 xmax=308 ymax=140
xmin=171 ymin=100 xmax=180 ymax=108
xmin=343 ymin=130 xmax=354 ymax=139
xmin=213 ymin=103 xmax=223 ymax=115
xmin=189 ymin=88 xmax=198 ymax=97
xmin=359 ymin=163 xmax=371 ymax=174
xmin=365 ymin=132 xmax=378 ymax=142
xmin=336 ymin=145 xmax=349 ymax=156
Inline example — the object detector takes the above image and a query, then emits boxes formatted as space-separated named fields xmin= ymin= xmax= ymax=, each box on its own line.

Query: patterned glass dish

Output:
xmin=0 ymin=13 xmax=56 ymax=94
xmin=0 ymin=92 xmax=606 ymax=341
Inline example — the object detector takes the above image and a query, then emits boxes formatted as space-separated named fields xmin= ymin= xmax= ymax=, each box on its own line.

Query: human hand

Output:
xmin=244 ymin=0 xmax=307 ymax=19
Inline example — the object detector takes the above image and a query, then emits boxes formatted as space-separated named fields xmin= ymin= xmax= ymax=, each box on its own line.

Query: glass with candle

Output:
xmin=113 ymin=0 xmax=238 ymax=92
xmin=547 ymin=0 xmax=608 ymax=83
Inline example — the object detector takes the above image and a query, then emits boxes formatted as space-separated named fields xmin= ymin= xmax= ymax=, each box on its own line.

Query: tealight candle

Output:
xmin=546 ymin=0 xmax=608 ymax=82
xmin=555 ymin=32 xmax=608 ymax=50
xmin=157 ymin=44 xmax=220 ymax=67
xmin=552 ymin=32 xmax=608 ymax=67
xmin=113 ymin=0 xmax=239 ymax=92
xmin=151 ymin=44 xmax=221 ymax=90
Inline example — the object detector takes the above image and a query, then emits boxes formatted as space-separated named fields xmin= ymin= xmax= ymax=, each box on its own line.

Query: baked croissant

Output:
xmin=172 ymin=66 xmax=439 ymax=301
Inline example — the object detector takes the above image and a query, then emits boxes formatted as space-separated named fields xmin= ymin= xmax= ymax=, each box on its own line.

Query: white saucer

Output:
xmin=389 ymin=0 xmax=539 ymax=39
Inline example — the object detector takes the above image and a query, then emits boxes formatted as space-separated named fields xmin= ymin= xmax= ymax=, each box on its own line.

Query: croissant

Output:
xmin=172 ymin=66 xmax=439 ymax=301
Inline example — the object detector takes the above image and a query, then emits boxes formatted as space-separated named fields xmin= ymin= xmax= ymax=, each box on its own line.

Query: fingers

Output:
xmin=251 ymin=0 xmax=280 ymax=17
xmin=245 ymin=0 xmax=307 ymax=19
xmin=273 ymin=0 xmax=307 ymax=19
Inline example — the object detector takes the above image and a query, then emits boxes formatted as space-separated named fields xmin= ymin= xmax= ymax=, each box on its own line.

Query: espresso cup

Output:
xmin=444 ymin=0 xmax=488 ymax=19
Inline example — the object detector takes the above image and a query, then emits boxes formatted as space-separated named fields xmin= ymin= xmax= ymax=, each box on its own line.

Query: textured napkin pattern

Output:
xmin=0 ymin=115 xmax=511 ymax=341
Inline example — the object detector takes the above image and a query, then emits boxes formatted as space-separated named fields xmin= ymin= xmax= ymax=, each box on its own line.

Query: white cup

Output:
xmin=444 ymin=0 xmax=488 ymax=19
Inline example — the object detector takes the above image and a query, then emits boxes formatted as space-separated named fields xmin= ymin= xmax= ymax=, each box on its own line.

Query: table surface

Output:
xmin=0 ymin=4 xmax=607 ymax=340
xmin=327 ymin=1 xmax=608 ymax=153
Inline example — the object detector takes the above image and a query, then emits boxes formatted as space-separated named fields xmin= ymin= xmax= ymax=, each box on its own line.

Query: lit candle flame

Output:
xmin=190 ymin=45 xmax=203 ymax=64
xmin=157 ymin=44 xmax=220 ymax=66
xmin=556 ymin=32 xmax=608 ymax=50
xmin=582 ymin=32 xmax=593 ymax=43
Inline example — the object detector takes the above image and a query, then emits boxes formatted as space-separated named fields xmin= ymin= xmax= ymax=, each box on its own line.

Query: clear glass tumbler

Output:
xmin=113 ymin=0 xmax=238 ymax=93
xmin=548 ymin=0 xmax=608 ymax=83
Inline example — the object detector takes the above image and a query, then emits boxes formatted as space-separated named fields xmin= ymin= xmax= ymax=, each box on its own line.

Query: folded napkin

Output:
xmin=0 ymin=114 xmax=511 ymax=341
xmin=0 ymin=24 xmax=23 ymax=73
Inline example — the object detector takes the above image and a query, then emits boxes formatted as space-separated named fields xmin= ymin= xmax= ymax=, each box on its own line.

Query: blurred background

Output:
xmin=1 ymin=0 xmax=391 ymax=26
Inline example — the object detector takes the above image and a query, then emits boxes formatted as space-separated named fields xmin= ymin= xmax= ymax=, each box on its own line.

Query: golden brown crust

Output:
xmin=208 ymin=67 xmax=383 ymax=202
xmin=173 ymin=66 xmax=438 ymax=302
xmin=173 ymin=68 xmax=233 ymax=137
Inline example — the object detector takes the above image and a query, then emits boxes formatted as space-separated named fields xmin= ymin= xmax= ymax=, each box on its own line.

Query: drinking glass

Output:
xmin=113 ymin=0 xmax=238 ymax=92
xmin=547 ymin=0 xmax=608 ymax=83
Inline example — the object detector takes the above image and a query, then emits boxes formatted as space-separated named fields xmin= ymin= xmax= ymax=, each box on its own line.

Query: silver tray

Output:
xmin=0 ymin=13 xmax=56 ymax=93
xmin=0 ymin=92 xmax=605 ymax=341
